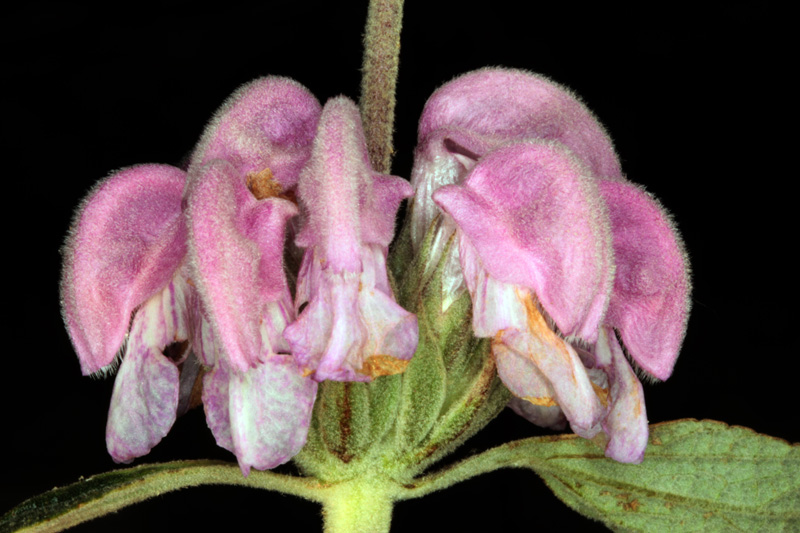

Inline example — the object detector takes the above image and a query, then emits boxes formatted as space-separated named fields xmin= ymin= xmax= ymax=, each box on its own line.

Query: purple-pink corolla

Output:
xmin=411 ymin=68 xmax=691 ymax=463
xmin=60 ymin=65 xmax=688 ymax=475
xmin=61 ymin=77 xmax=416 ymax=475
xmin=283 ymin=97 xmax=418 ymax=382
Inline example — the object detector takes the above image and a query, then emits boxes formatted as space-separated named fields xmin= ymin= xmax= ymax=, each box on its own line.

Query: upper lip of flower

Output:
xmin=185 ymin=158 xmax=300 ymax=372
xmin=416 ymin=67 xmax=624 ymax=182
xmin=431 ymin=140 xmax=615 ymax=343
xmin=60 ymin=163 xmax=189 ymax=376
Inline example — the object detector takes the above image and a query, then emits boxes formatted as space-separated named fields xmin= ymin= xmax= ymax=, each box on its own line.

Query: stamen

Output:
xmin=246 ymin=167 xmax=282 ymax=200
xmin=359 ymin=354 xmax=410 ymax=378
xmin=591 ymin=381 xmax=610 ymax=407
xmin=523 ymin=395 xmax=558 ymax=407
xmin=518 ymin=289 xmax=572 ymax=364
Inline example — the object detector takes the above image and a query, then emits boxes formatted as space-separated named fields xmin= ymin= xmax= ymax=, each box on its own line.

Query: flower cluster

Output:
xmin=61 ymin=68 xmax=689 ymax=473
xmin=61 ymin=79 xmax=417 ymax=475
xmin=410 ymin=68 xmax=690 ymax=463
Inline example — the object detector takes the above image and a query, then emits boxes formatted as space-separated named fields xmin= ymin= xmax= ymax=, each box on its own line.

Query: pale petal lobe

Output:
xmin=105 ymin=275 xmax=193 ymax=463
xmin=595 ymin=328 xmax=649 ymax=463
xmin=202 ymin=355 xmax=318 ymax=475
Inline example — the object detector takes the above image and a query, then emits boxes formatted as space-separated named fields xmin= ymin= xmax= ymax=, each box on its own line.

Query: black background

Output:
xmin=4 ymin=2 xmax=796 ymax=531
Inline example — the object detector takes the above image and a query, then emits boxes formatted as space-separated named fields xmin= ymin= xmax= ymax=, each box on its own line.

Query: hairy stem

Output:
xmin=321 ymin=477 xmax=395 ymax=533
xmin=360 ymin=0 xmax=404 ymax=174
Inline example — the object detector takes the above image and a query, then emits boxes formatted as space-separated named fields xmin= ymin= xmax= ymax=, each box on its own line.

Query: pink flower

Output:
xmin=61 ymin=65 xmax=687 ymax=472
xmin=283 ymin=97 xmax=418 ymax=382
xmin=62 ymin=77 xmax=324 ymax=474
xmin=62 ymin=163 xmax=195 ymax=463
xmin=413 ymin=68 xmax=690 ymax=462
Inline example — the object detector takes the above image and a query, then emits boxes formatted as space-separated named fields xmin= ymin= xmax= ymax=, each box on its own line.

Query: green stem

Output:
xmin=360 ymin=0 xmax=404 ymax=174
xmin=320 ymin=477 xmax=395 ymax=533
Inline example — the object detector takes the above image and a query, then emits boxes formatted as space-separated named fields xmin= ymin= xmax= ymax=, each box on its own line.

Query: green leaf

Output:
xmin=1 ymin=460 xmax=325 ymax=533
xmin=544 ymin=420 xmax=800 ymax=531
xmin=401 ymin=419 xmax=800 ymax=531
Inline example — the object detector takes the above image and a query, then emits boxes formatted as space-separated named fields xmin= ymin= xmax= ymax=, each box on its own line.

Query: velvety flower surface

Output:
xmin=506 ymin=176 xmax=690 ymax=463
xmin=597 ymin=179 xmax=690 ymax=382
xmin=105 ymin=267 xmax=199 ymax=463
xmin=61 ymin=164 xmax=189 ymax=376
xmin=61 ymin=65 xmax=688 ymax=474
xmin=185 ymin=159 xmax=317 ymax=474
xmin=433 ymin=141 xmax=613 ymax=434
xmin=62 ymin=77 xmax=327 ymax=474
xmin=410 ymin=67 xmax=622 ymax=252
xmin=180 ymin=76 xmax=324 ymax=474
xmin=284 ymin=97 xmax=418 ymax=382
xmin=415 ymin=68 xmax=691 ymax=462
xmin=61 ymin=164 xmax=199 ymax=463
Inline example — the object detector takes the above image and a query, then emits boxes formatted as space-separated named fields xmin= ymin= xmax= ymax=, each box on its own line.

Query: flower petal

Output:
xmin=460 ymin=241 xmax=602 ymax=430
xmin=418 ymin=68 xmax=622 ymax=180
xmin=191 ymin=303 xmax=220 ymax=367
xmin=498 ymin=289 xmax=603 ymax=431
xmin=201 ymin=363 xmax=234 ymax=453
xmin=186 ymin=159 xmax=298 ymax=371
xmin=508 ymin=397 xmax=567 ymax=430
xmin=599 ymin=179 xmax=691 ymax=380
xmin=408 ymin=127 xmax=494 ymax=249
xmin=105 ymin=273 xmax=193 ymax=463
xmin=457 ymin=238 xmax=529 ymax=337
xmin=494 ymin=341 xmax=557 ymax=406
xmin=284 ymin=245 xmax=417 ymax=381
xmin=202 ymin=354 xmax=318 ymax=476
xmin=190 ymin=77 xmax=322 ymax=191
xmin=294 ymin=97 xmax=413 ymax=269
xmin=434 ymin=141 xmax=613 ymax=342
xmin=106 ymin=344 xmax=178 ymax=463
xmin=594 ymin=328 xmax=649 ymax=463
xmin=61 ymin=164 xmax=187 ymax=374
xmin=357 ymin=249 xmax=419 ymax=371
xmin=287 ymin=97 xmax=417 ymax=381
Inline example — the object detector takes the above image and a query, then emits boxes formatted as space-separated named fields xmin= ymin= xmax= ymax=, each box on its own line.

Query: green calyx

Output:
xmin=293 ymin=215 xmax=510 ymax=484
